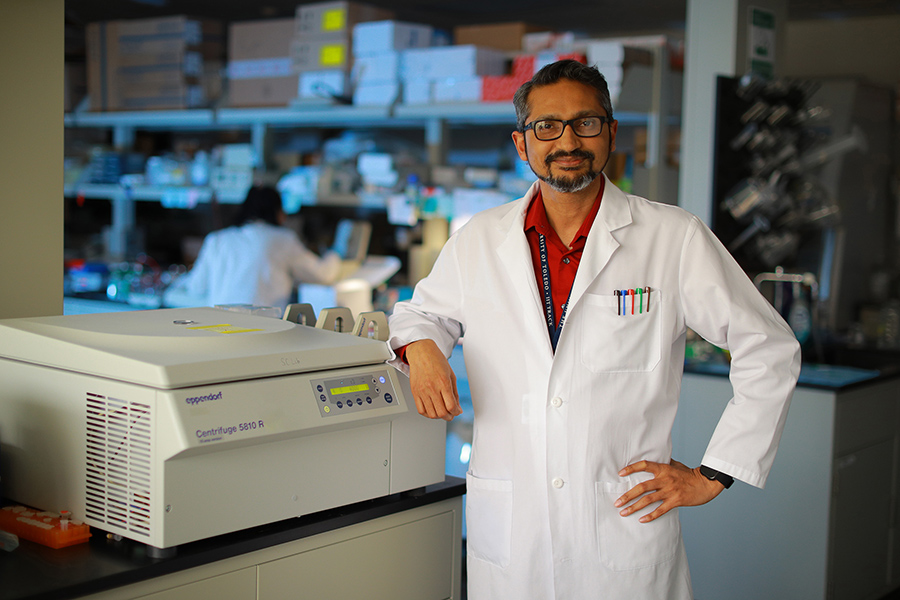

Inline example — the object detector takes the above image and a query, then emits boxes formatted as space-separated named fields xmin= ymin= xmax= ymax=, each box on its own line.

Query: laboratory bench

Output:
xmin=675 ymin=360 xmax=900 ymax=600
xmin=0 ymin=477 xmax=466 ymax=600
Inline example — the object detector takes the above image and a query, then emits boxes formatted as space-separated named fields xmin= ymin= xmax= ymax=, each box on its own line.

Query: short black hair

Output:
xmin=513 ymin=59 xmax=614 ymax=132
xmin=234 ymin=185 xmax=283 ymax=227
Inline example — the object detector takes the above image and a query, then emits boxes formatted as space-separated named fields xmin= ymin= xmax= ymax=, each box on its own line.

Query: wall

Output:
xmin=784 ymin=15 xmax=900 ymax=88
xmin=678 ymin=0 xmax=788 ymax=225
xmin=0 ymin=0 xmax=64 ymax=318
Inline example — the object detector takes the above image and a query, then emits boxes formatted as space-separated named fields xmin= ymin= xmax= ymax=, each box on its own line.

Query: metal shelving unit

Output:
xmin=64 ymin=37 xmax=681 ymax=259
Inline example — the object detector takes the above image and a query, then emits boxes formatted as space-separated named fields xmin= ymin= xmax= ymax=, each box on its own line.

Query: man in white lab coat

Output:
xmin=388 ymin=60 xmax=801 ymax=599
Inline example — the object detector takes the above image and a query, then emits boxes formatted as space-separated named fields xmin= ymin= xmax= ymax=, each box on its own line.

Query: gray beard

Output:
xmin=537 ymin=170 xmax=600 ymax=193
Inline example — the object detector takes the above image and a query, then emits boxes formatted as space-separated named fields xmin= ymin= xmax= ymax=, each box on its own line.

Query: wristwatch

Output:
xmin=699 ymin=465 xmax=734 ymax=489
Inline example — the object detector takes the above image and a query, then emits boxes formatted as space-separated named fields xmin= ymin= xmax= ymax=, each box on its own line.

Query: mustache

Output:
xmin=544 ymin=149 xmax=595 ymax=166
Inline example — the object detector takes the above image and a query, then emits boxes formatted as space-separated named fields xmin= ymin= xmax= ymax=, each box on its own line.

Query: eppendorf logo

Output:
xmin=185 ymin=391 xmax=223 ymax=405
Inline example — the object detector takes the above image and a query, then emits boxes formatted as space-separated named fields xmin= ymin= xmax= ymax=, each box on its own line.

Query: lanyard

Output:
xmin=539 ymin=233 xmax=572 ymax=352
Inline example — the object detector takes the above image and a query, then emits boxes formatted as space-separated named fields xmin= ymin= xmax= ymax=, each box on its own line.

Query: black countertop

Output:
xmin=0 ymin=477 xmax=466 ymax=600
xmin=684 ymin=356 xmax=900 ymax=391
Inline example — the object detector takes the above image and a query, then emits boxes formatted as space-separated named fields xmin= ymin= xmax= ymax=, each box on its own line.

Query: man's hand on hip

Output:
xmin=405 ymin=339 xmax=462 ymax=421
xmin=614 ymin=459 xmax=725 ymax=523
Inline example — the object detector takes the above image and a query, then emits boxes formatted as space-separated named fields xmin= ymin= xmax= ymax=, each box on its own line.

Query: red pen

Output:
xmin=628 ymin=289 xmax=635 ymax=315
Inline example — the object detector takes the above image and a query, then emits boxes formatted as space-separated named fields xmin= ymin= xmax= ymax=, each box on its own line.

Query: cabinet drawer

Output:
xmin=258 ymin=510 xmax=456 ymax=600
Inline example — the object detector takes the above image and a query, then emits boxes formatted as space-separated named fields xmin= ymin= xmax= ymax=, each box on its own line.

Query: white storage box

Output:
xmin=353 ymin=81 xmax=400 ymax=106
xmin=353 ymin=20 xmax=433 ymax=56
xmin=352 ymin=51 xmax=400 ymax=83
xmin=299 ymin=69 xmax=350 ymax=99
xmin=433 ymin=77 xmax=483 ymax=103
xmin=402 ymin=80 xmax=432 ymax=105
xmin=400 ymin=45 xmax=507 ymax=81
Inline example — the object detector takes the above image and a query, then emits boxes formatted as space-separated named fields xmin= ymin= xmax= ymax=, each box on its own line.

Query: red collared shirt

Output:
xmin=524 ymin=179 xmax=604 ymax=328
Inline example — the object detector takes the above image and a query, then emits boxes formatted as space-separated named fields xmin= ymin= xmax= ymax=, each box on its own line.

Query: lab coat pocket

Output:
xmin=595 ymin=480 xmax=680 ymax=571
xmin=581 ymin=292 xmax=661 ymax=372
xmin=465 ymin=472 xmax=513 ymax=568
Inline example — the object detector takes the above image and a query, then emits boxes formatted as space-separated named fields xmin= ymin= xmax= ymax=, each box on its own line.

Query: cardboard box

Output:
xmin=115 ymin=64 xmax=204 ymax=88
xmin=229 ymin=18 xmax=294 ymax=62
xmin=228 ymin=18 xmax=298 ymax=107
xmin=401 ymin=45 xmax=507 ymax=81
xmin=116 ymin=82 xmax=206 ymax=111
xmin=114 ymin=14 xmax=222 ymax=41
xmin=454 ymin=22 xmax=543 ymax=52
xmin=87 ymin=17 xmax=223 ymax=111
xmin=295 ymin=1 xmax=393 ymax=37
xmin=291 ymin=34 xmax=352 ymax=72
xmin=116 ymin=50 xmax=204 ymax=77
xmin=230 ymin=75 xmax=299 ymax=107
xmin=352 ymin=20 xmax=432 ymax=56
xmin=108 ymin=16 xmax=224 ymax=59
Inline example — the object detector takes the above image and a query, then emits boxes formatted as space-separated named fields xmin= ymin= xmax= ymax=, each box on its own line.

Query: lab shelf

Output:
xmin=65 ymin=109 xmax=216 ymax=129
xmin=64 ymin=183 xmax=248 ymax=204
xmin=216 ymin=105 xmax=400 ymax=128
xmin=64 ymin=104 xmax=663 ymax=131
xmin=394 ymin=101 xmax=516 ymax=124
xmin=64 ymin=36 xmax=682 ymax=262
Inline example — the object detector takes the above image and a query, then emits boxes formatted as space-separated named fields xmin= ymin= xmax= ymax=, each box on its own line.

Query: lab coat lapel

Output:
xmin=495 ymin=184 xmax=548 ymax=341
xmin=567 ymin=177 xmax=633 ymax=311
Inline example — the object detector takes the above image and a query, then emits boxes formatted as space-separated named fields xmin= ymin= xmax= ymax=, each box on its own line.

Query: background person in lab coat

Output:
xmin=388 ymin=60 xmax=801 ymax=599
xmin=163 ymin=185 xmax=341 ymax=311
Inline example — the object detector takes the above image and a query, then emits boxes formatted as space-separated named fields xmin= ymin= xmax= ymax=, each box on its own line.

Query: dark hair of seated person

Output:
xmin=233 ymin=185 xmax=283 ymax=227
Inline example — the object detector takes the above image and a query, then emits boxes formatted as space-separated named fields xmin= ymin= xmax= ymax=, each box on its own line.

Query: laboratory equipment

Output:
xmin=0 ymin=307 xmax=445 ymax=552
xmin=713 ymin=75 xmax=893 ymax=334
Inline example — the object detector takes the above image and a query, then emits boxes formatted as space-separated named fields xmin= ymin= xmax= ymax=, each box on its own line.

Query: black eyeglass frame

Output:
xmin=521 ymin=115 xmax=613 ymax=141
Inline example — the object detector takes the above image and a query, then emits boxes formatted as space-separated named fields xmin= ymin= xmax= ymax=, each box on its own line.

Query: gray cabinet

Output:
xmin=673 ymin=373 xmax=900 ymax=600
xmin=80 ymin=496 xmax=463 ymax=600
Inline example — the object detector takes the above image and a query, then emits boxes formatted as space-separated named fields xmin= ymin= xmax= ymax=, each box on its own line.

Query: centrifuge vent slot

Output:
xmin=85 ymin=393 xmax=153 ymax=537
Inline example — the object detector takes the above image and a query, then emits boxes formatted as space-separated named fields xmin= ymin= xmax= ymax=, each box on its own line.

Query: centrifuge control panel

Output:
xmin=310 ymin=369 xmax=398 ymax=418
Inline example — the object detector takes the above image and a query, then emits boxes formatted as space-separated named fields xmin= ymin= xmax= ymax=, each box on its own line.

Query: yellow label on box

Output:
xmin=187 ymin=324 xmax=264 ymax=334
xmin=320 ymin=44 xmax=345 ymax=66
xmin=322 ymin=8 xmax=346 ymax=32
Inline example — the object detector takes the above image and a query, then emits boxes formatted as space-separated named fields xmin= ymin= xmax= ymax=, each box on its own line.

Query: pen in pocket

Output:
xmin=613 ymin=287 xmax=652 ymax=315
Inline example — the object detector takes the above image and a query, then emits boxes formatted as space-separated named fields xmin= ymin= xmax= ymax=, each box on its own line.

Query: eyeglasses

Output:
xmin=522 ymin=116 xmax=612 ymax=141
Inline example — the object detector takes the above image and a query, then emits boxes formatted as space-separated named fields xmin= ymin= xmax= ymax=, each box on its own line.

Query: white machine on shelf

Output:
xmin=0 ymin=307 xmax=445 ymax=550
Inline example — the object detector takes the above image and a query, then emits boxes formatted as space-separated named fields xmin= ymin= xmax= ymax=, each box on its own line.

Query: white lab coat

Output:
xmin=388 ymin=178 xmax=800 ymax=599
xmin=165 ymin=222 xmax=341 ymax=310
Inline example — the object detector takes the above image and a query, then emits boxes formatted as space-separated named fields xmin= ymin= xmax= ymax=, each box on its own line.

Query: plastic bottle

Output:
xmin=191 ymin=150 xmax=210 ymax=186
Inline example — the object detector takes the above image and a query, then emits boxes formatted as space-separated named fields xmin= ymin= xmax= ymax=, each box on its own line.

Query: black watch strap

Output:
xmin=699 ymin=465 xmax=734 ymax=489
